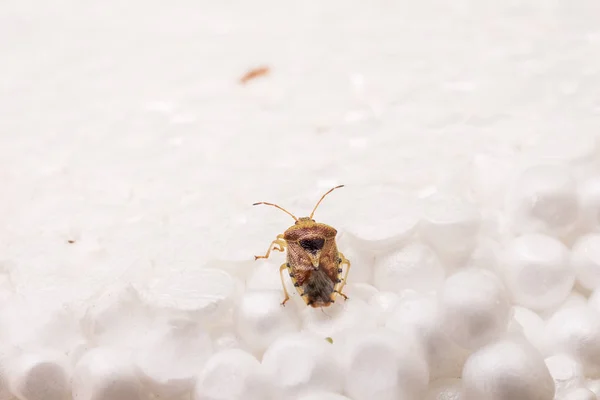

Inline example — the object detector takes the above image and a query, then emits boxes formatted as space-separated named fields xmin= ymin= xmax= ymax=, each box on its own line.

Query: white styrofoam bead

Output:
xmin=462 ymin=337 xmax=555 ymax=400
xmin=194 ymin=349 xmax=267 ymax=400
xmin=137 ymin=268 xmax=237 ymax=321
xmin=81 ymin=284 xmax=155 ymax=349
xmin=261 ymin=333 xmax=341 ymax=399
xmin=585 ymin=379 xmax=600 ymax=397
xmin=503 ymin=234 xmax=574 ymax=311
xmin=545 ymin=305 xmax=600 ymax=376
xmin=335 ymin=232 xmax=375 ymax=284
xmin=7 ymin=350 xmax=72 ymax=400
xmin=368 ymin=291 xmax=401 ymax=325
xmin=340 ymin=283 xmax=378 ymax=302
xmin=341 ymin=329 xmax=429 ymax=400
xmin=301 ymin=298 xmax=377 ymax=339
xmin=234 ymin=290 xmax=301 ymax=355
xmin=589 ymin=289 xmax=600 ymax=315
xmin=571 ymin=234 xmax=600 ymax=291
xmin=386 ymin=293 xmax=469 ymax=380
xmin=510 ymin=306 xmax=547 ymax=354
xmin=470 ymin=152 xmax=519 ymax=207
xmin=212 ymin=332 xmax=241 ymax=352
xmin=72 ymin=347 xmax=143 ymax=400
xmin=419 ymin=195 xmax=481 ymax=263
xmin=373 ymin=242 xmax=445 ymax=293
xmin=133 ymin=318 xmax=213 ymax=398
xmin=439 ymin=269 xmax=511 ymax=350
xmin=424 ymin=378 xmax=464 ymax=400
xmin=578 ymin=177 xmax=600 ymax=233
xmin=323 ymin=185 xmax=420 ymax=255
xmin=506 ymin=164 xmax=579 ymax=238
xmin=559 ymin=387 xmax=597 ymax=400
xmin=545 ymin=354 xmax=585 ymax=395
xmin=297 ymin=393 xmax=352 ymax=400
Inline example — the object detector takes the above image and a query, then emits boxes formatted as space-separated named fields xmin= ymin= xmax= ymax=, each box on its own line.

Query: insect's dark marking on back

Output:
xmin=299 ymin=238 xmax=325 ymax=253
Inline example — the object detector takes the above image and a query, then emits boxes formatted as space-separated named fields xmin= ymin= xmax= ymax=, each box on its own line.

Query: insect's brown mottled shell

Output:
xmin=283 ymin=218 xmax=342 ymax=308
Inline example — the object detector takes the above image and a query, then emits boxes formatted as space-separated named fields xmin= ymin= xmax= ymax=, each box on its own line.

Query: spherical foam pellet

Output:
xmin=578 ymin=177 xmax=600 ymax=232
xmin=81 ymin=283 xmax=155 ymax=349
xmin=386 ymin=293 xmax=469 ymax=380
xmin=297 ymin=392 xmax=352 ymax=400
xmin=301 ymin=298 xmax=377 ymax=339
xmin=462 ymin=336 xmax=555 ymax=400
xmin=342 ymin=329 xmax=429 ymax=400
xmin=419 ymin=195 xmax=481 ymax=263
xmin=137 ymin=268 xmax=237 ymax=321
xmin=72 ymin=347 xmax=143 ymax=400
xmin=234 ymin=290 xmax=301 ymax=355
xmin=261 ymin=333 xmax=341 ymax=399
xmin=545 ymin=305 xmax=600 ymax=376
xmin=510 ymin=306 xmax=547 ymax=354
xmin=424 ymin=378 xmax=464 ymax=400
xmin=503 ymin=234 xmax=574 ymax=311
xmin=571 ymin=234 xmax=600 ymax=291
xmin=560 ymin=387 xmax=597 ymax=400
xmin=544 ymin=354 xmax=585 ymax=395
xmin=133 ymin=318 xmax=213 ymax=398
xmin=439 ymin=268 xmax=511 ymax=350
xmin=368 ymin=291 xmax=401 ymax=325
xmin=373 ymin=242 xmax=445 ymax=293
xmin=194 ymin=349 xmax=268 ymax=400
xmin=506 ymin=164 xmax=579 ymax=238
xmin=7 ymin=350 xmax=72 ymax=400
xmin=324 ymin=185 xmax=420 ymax=255
xmin=335 ymin=232 xmax=375 ymax=283
xmin=341 ymin=283 xmax=379 ymax=302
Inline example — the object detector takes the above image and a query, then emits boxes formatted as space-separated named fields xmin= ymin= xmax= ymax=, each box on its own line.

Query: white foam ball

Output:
xmin=560 ymin=387 xmax=597 ymax=400
xmin=571 ymin=234 xmax=600 ymax=291
xmin=81 ymin=284 xmax=155 ymax=349
xmin=386 ymin=293 xmax=469 ymax=380
xmin=368 ymin=291 xmax=401 ymax=325
xmin=137 ymin=268 xmax=237 ymax=321
xmin=419 ymin=196 xmax=481 ymax=263
xmin=585 ymin=379 xmax=600 ymax=397
xmin=302 ymin=298 xmax=376 ymax=338
xmin=462 ymin=337 xmax=555 ymax=400
xmin=297 ymin=393 xmax=351 ymax=400
xmin=194 ymin=349 xmax=267 ymax=400
xmin=578 ymin=176 xmax=600 ymax=232
xmin=503 ymin=234 xmax=574 ymax=311
xmin=234 ymin=290 xmax=301 ymax=355
xmin=342 ymin=329 xmax=429 ymax=400
xmin=510 ymin=306 xmax=547 ymax=354
xmin=545 ymin=305 xmax=600 ymax=376
xmin=335 ymin=232 xmax=375 ymax=283
xmin=545 ymin=354 xmax=585 ymax=395
xmin=261 ymin=333 xmax=341 ymax=399
xmin=425 ymin=378 xmax=464 ymax=400
xmin=72 ymin=347 xmax=143 ymax=400
xmin=7 ymin=350 xmax=72 ymax=400
xmin=506 ymin=164 xmax=579 ymax=238
xmin=341 ymin=283 xmax=379 ymax=302
xmin=439 ymin=269 xmax=511 ymax=349
xmin=589 ymin=289 xmax=600 ymax=315
xmin=374 ymin=242 xmax=445 ymax=293
xmin=134 ymin=318 xmax=213 ymax=398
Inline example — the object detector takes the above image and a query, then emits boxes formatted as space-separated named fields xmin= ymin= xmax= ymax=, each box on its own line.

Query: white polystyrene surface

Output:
xmin=3 ymin=1 xmax=600 ymax=399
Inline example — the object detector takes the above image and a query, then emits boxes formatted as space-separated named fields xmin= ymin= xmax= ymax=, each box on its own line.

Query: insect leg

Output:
xmin=254 ymin=234 xmax=287 ymax=260
xmin=335 ymin=252 xmax=351 ymax=300
xmin=279 ymin=263 xmax=291 ymax=306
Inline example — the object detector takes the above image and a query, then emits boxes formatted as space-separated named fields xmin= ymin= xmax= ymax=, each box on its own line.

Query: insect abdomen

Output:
xmin=303 ymin=269 xmax=335 ymax=305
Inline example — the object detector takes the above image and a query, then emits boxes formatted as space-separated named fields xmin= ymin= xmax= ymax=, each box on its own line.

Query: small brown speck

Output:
xmin=325 ymin=337 xmax=333 ymax=344
xmin=67 ymin=240 xmax=75 ymax=244
xmin=239 ymin=66 xmax=270 ymax=84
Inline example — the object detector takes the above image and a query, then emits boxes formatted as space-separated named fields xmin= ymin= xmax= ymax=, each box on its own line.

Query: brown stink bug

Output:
xmin=253 ymin=185 xmax=351 ymax=308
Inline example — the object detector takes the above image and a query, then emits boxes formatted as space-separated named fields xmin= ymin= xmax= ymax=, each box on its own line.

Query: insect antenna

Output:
xmin=309 ymin=185 xmax=345 ymax=219
xmin=253 ymin=202 xmax=298 ymax=221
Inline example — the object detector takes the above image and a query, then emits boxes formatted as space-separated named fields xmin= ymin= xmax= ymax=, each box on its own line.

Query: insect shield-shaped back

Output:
xmin=253 ymin=186 xmax=351 ymax=308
